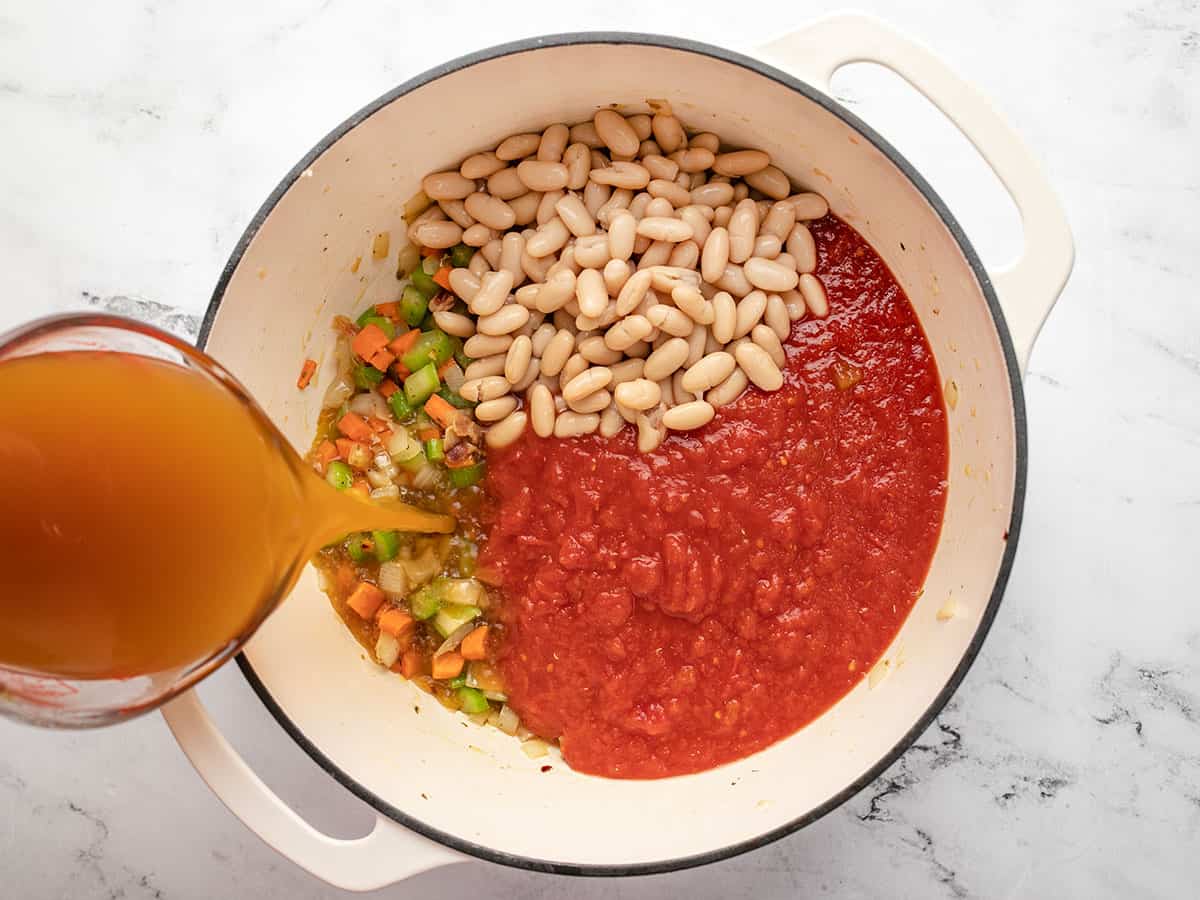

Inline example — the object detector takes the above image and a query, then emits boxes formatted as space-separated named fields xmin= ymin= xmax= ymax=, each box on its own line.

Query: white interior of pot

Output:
xmin=205 ymin=42 xmax=1017 ymax=867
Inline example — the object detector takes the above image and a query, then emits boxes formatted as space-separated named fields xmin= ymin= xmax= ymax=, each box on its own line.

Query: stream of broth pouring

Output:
xmin=0 ymin=350 xmax=452 ymax=680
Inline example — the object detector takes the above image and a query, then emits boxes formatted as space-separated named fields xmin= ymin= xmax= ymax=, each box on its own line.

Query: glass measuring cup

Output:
xmin=0 ymin=314 xmax=453 ymax=727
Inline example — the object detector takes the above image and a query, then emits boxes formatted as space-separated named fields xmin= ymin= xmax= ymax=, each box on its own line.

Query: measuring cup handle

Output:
xmin=162 ymin=689 xmax=463 ymax=891
xmin=757 ymin=14 xmax=1074 ymax=374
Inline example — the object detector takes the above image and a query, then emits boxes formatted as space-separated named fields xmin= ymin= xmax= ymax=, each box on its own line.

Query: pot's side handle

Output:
xmin=757 ymin=14 xmax=1074 ymax=374
xmin=162 ymin=690 xmax=464 ymax=892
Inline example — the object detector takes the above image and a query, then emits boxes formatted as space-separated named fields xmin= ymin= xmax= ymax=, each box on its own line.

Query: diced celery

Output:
xmin=399 ymin=285 xmax=429 ymax=328
xmin=353 ymin=364 xmax=385 ymax=389
xmin=401 ymin=330 xmax=454 ymax=373
xmin=433 ymin=602 xmax=481 ymax=639
xmin=404 ymin=362 xmax=441 ymax=406
xmin=436 ymin=385 xmax=473 ymax=410
xmin=424 ymin=438 xmax=444 ymax=462
xmin=355 ymin=307 xmax=377 ymax=327
xmin=325 ymin=461 xmax=354 ymax=490
xmin=456 ymin=686 xmax=489 ymax=713
xmin=388 ymin=391 xmax=414 ymax=422
xmin=449 ymin=244 xmax=473 ymax=268
xmin=372 ymin=530 xmax=401 ymax=562
xmin=409 ymin=266 xmax=439 ymax=300
xmin=409 ymin=585 xmax=440 ymax=620
xmin=447 ymin=462 xmax=485 ymax=488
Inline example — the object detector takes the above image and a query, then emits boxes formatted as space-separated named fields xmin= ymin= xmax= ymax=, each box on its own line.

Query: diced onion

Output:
xmin=378 ymin=561 xmax=409 ymax=597
xmin=366 ymin=468 xmax=393 ymax=489
xmin=396 ymin=242 xmax=420 ymax=278
xmin=521 ymin=739 xmax=549 ymax=759
xmin=435 ymin=621 xmax=476 ymax=657
xmin=412 ymin=463 xmax=441 ymax=491
xmin=375 ymin=632 xmax=401 ymax=668
xmin=322 ymin=374 xmax=354 ymax=410
xmin=403 ymin=548 xmax=441 ymax=589
xmin=386 ymin=429 xmax=417 ymax=460
xmin=349 ymin=391 xmax=388 ymax=418
xmin=369 ymin=484 xmax=400 ymax=500
xmin=442 ymin=361 xmax=465 ymax=393
xmin=438 ymin=578 xmax=485 ymax=608
xmin=497 ymin=705 xmax=520 ymax=735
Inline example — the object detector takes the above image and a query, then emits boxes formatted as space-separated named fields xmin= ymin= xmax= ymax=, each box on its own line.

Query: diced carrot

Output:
xmin=348 ymin=479 xmax=370 ymax=499
xmin=399 ymin=650 xmax=425 ymax=678
xmin=346 ymin=581 xmax=385 ymax=619
xmin=420 ymin=246 xmax=442 ymax=258
xmin=388 ymin=330 xmax=420 ymax=357
xmin=459 ymin=625 xmax=489 ymax=661
xmin=436 ymin=357 xmax=457 ymax=378
xmin=316 ymin=440 xmax=339 ymax=464
xmin=374 ymin=301 xmax=400 ymax=321
xmin=351 ymin=323 xmax=390 ymax=361
xmin=432 ymin=266 xmax=452 ymax=290
xmin=368 ymin=415 xmax=391 ymax=434
xmin=377 ymin=379 xmax=399 ymax=399
xmin=423 ymin=394 xmax=458 ymax=429
xmin=296 ymin=358 xmax=317 ymax=390
xmin=368 ymin=348 xmax=395 ymax=372
xmin=377 ymin=608 xmax=415 ymax=638
xmin=337 ymin=412 xmax=374 ymax=442
xmin=431 ymin=651 xmax=465 ymax=680
xmin=392 ymin=362 xmax=411 ymax=381
xmin=416 ymin=425 xmax=441 ymax=441
xmin=335 ymin=438 xmax=364 ymax=461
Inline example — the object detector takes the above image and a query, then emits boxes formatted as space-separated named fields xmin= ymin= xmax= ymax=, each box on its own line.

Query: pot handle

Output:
xmin=757 ymin=14 xmax=1073 ymax=374
xmin=162 ymin=689 xmax=464 ymax=891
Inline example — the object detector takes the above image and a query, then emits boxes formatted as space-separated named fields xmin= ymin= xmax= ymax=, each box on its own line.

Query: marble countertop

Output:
xmin=2 ymin=0 xmax=1197 ymax=897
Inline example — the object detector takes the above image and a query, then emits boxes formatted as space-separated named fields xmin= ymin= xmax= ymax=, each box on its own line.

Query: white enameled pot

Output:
xmin=162 ymin=16 xmax=1073 ymax=889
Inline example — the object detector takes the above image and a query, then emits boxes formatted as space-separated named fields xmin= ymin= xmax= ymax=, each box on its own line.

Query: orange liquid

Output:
xmin=0 ymin=350 xmax=451 ymax=680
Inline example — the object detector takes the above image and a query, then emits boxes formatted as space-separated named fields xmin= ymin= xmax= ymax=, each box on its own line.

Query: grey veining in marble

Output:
xmin=1 ymin=0 xmax=1198 ymax=897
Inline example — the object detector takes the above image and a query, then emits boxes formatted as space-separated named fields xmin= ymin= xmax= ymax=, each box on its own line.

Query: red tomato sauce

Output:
xmin=480 ymin=215 xmax=948 ymax=778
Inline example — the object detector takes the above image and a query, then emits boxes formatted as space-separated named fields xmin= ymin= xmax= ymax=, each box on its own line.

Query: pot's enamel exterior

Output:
xmin=165 ymin=20 xmax=1071 ymax=888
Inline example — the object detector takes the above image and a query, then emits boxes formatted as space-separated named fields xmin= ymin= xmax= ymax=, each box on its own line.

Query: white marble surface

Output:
xmin=2 ymin=0 xmax=1197 ymax=897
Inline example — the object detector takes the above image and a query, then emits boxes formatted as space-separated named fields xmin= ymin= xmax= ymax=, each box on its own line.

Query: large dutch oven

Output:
xmin=162 ymin=15 xmax=1073 ymax=889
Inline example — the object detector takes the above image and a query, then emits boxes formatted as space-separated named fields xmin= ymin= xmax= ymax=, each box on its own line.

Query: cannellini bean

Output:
xmin=593 ymin=109 xmax=640 ymax=156
xmin=713 ymin=149 xmax=770 ymax=177
xmin=599 ymin=403 xmax=625 ymax=437
xmin=734 ymin=341 xmax=784 ymax=390
xmin=685 ymin=324 xmax=708 ymax=366
xmin=644 ymin=197 xmax=674 ymax=219
xmin=612 ymin=267 xmax=652 ymax=316
xmin=460 ymin=375 xmax=512 ymax=402
xmin=664 ymin=400 xmax=715 ymax=431
xmin=554 ymin=192 xmax=595 ymax=237
xmin=789 ymin=192 xmax=829 ymax=220
xmin=572 ymin=234 xmax=609 ymax=269
xmin=480 ymin=238 xmax=503 ymax=269
xmin=514 ymin=284 xmax=541 ymax=309
xmin=762 ymin=200 xmax=797 ymax=240
xmin=536 ymin=190 xmax=564 ymax=225
xmin=745 ymin=165 xmax=790 ymax=200
xmin=475 ymin=395 xmax=519 ymax=423
xmin=461 ymin=151 xmax=506 ymax=179
xmin=752 ymin=324 xmax=786 ymax=367
xmin=781 ymin=288 xmax=807 ymax=320
xmin=713 ymin=205 xmax=733 ymax=228
xmin=433 ymin=310 xmax=474 ymax=338
xmin=462 ymin=223 xmax=498 ymax=247
xmin=716 ymin=263 xmax=753 ymax=297
xmin=734 ymin=290 xmax=767 ymax=340
xmin=701 ymin=227 xmax=731 ymax=284
xmin=563 ymin=143 xmax=591 ymax=189
xmin=439 ymin=199 xmax=475 ymax=229
xmin=477 ymin=304 xmax=530 ymax=336
xmin=538 ymin=124 xmax=569 ymax=162
xmin=678 ymin=207 xmax=711 ymax=247
xmin=728 ymin=198 xmax=759 ymax=264
xmin=646 ymin=304 xmax=694 ymax=337
xmin=528 ymin=384 xmax=556 ymax=436
xmin=705 ymin=291 xmax=734 ymax=344
xmin=463 ymin=354 xmax=506 ymax=380
xmin=499 ymin=232 xmax=525 ymax=285
xmin=708 ymin=366 xmax=749 ymax=408
xmin=464 ymin=333 xmax=512 ymax=358
xmin=448 ymin=268 xmax=481 ymax=302
xmin=530 ymin=322 xmax=557 ymax=356
xmin=643 ymin=337 xmax=689 ymax=381
xmin=487 ymin=167 xmax=527 ymax=200
xmin=497 ymin=132 xmax=541 ymax=160
xmin=569 ymin=121 xmax=603 ymax=148
xmin=517 ymin=160 xmax=569 ymax=192
xmin=689 ymin=131 xmax=720 ymax=152
xmin=578 ymin=335 xmax=622 ymax=364
xmin=614 ymin=378 xmax=662 ymax=410
xmin=471 ymin=270 xmax=514 ymax=316
xmin=681 ymin=351 xmax=736 ymax=392
xmin=602 ymin=258 xmax=631 ymax=296
xmin=692 ymin=182 xmax=734 ymax=207
xmin=530 ymin=268 xmax=573 ymax=313
xmin=787 ymin=223 xmax=817 ymax=273
xmin=765 ymin=293 xmax=791 ymax=340
xmin=526 ymin=218 xmax=570 ymax=258
xmin=608 ymin=357 xmax=645 ymax=385
xmin=512 ymin=356 xmax=541 ymax=392
xmin=733 ymin=182 xmax=750 ymax=201
xmin=555 ymin=410 xmax=600 ymax=437
xmin=581 ymin=184 xmax=613 ymax=220
xmin=521 ymin=245 xmax=554 ymax=282
xmin=422 ymin=170 xmax=475 ymax=200
xmin=637 ymin=217 xmax=693 ymax=243
xmin=575 ymin=268 xmax=608 ymax=318
xmin=600 ymin=210 xmax=634 ymax=262
xmin=651 ymin=114 xmax=686 ymax=153
xmin=604 ymin=314 xmax=652 ymax=351
xmin=643 ymin=154 xmax=679 ymax=181
xmin=591 ymin=161 xmax=651 ymax=190
xmin=627 ymin=192 xmax=651 ymax=221
xmin=744 ymin=256 xmax=800 ymax=292
xmin=540 ymin=329 xmax=575 ymax=376
xmin=799 ymin=273 xmax=829 ymax=318
xmin=486 ymin=411 xmax=528 ymax=448
xmin=753 ymin=234 xmax=782 ymax=259
xmin=668 ymin=240 xmax=700 ymax=270
xmin=464 ymin=192 xmax=515 ymax=231
xmin=671 ymin=283 xmax=715 ymax=325
xmin=504 ymin=334 xmax=533 ymax=383
xmin=508 ymin=191 xmax=540 ymax=226
xmin=647 ymin=178 xmax=691 ymax=207
xmin=637 ymin=240 xmax=673 ymax=270
xmin=413 ymin=220 xmax=462 ymax=249
xmin=568 ymin=388 xmax=612 ymax=414
xmin=636 ymin=408 xmax=666 ymax=452
xmin=669 ymin=148 xmax=715 ymax=174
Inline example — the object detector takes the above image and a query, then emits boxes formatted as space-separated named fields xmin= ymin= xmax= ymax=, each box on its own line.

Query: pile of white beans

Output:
xmin=408 ymin=104 xmax=831 ymax=453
